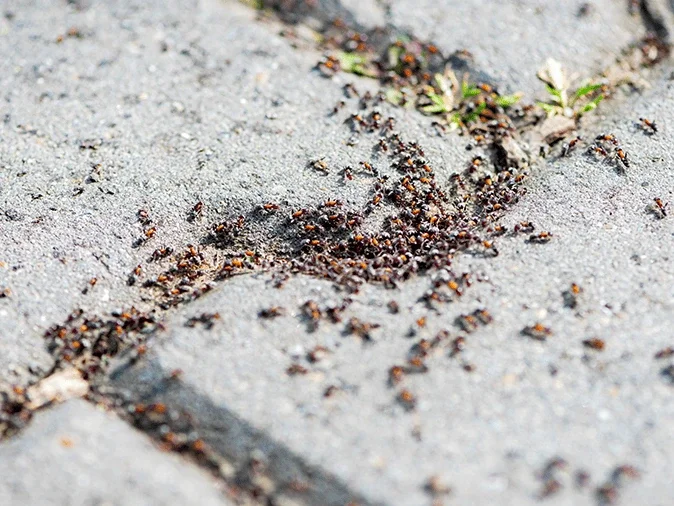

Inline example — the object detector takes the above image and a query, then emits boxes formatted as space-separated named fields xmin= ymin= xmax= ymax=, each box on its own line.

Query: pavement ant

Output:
xmin=649 ymin=197 xmax=668 ymax=219
xmin=588 ymin=144 xmax=609 ymax=158
xmin=307 ymin=345 xmax=329 ymax=363
xmin=331 ymin=100 xmax=345 ymax=115
xmin=595 ymin=133 xmax=619 ymax=145
xmin=583 ymin=338 xmax=606 ymax=351
xmin=287 ymin=363 xmax=308 ymax=376
xmin=397 ymin=389 xmax=417 ymax=411
xmin=346 ymin=317 xmax=380 ymax=342
xmin=343 ymin=83 xmax=359 ymax=98
xmin=323 ymin=385 xmax=340 ymax=398
xmin=616 ymin=148 xmax=629 ymax=169
xmin=301 ymin=300 xmax=322 ymax=331
xmin=389 ymin=365 xmax=405 ymax=386
xmin=189 ymin=201 xmax=204 ymax=221
xmin=561 ymin=136 xmax=582 ymax=157
xmin=424 ymin=476 xmax=451 ymax=497
xmin=513 ymin=221 xmax=535 ymax=234
xmin=639 ymin=117 xmax=657 ymax=134
xmin=528 ymin=231 xmax=553 ymax=244
xmin=258 ymin=306 xmax=285 ymax=319
xmin=348 ymin=113 xmax=366 ymax=131
xmin=522 ymin=323 xmax=552 ymax=341
xmin=431 ymin=121 xmax=446 ymax=135
xmin=317 ymin=55 xmax=340 ymax=77
xmin=185 ymin=312 xmax=220 ymax=330
xmin=654 ymin=347 xmax=674 ymax=359
xmin=563 ymin=282 xmax=582 ymax=308
xmin=150 ymin=247 xmax=173 ymax=262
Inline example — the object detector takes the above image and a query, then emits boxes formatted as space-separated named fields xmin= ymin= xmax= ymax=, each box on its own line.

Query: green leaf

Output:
xmin=461 ymin=82 xmax=481 ymax=98
xmin=387 ymin=44 xmax=404 ymax=69
xmin=537 ymin=101 xmax=560 ymax=116
xmin=545 ymin=84 xmax=564 ymax=105
xmin=463 ymin=102 xmax=487 ymax=123
xmin=574 ymin=83 xmax=603 ymax=99
xmin=495 ymin=93 xmax=523 ymax=108
xmin=448 ymin=113 xmax=462 ymax=129
xmin=578 ymin=94 xmax=604 ymax=115
xmin=337 ymin=52 xmax=377 ymax=78
xmin=421 ymin=93 xmax=449 ymax=114
xmin=422 ymin=104 xmax=449 ymax=114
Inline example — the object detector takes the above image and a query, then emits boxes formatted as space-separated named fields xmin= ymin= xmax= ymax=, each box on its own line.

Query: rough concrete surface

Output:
xmin=0 ymin=399 xmax=230 ymax=505
xmin=386 ymin=0 xmax=647 ymax=96
xmin=0 ymin=0 xmax=466 ymax=384
xmin=110 ymin=73 xmax=674 ymax=505
xmin=0 ymin=0 xmax=673 ymax=505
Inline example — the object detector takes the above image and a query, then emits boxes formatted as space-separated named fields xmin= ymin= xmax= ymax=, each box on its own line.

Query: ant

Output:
xmin=150 ymin=247 xmax=173 ymax=261
xmin=259 ymin=306 xmax=285 ymax=318
xmin=639 ymin=117 xmax=657 ymax=134
xmin=561 ymin=136 xmax=581 ymax=157
xmin=431 ymin=121 xmax=446 ymax=135
xmin=331 ymin=100 xmax=345 ymax=115
xmin=583 ymin=338 xmax=605 ymax=351
xmin=522 ymin=323 xmax=552 ymax=341
xmin=185 ymin=312 xmax=220 ymax=330
xmin=528 ymin=231 xmax=553 ymax=244
xmin=343 ymin=83 xmax=359 ymax=98
xmin=397 ymin=389 xmax=417 ymax=411
xmin=188 ymin=201 xmax=203 ymax=221
xmin=615 ymin=148 xmax=629 ymax=169
xmin=595 ymin=133 xmax=619 ymax=145
xmin=649 ymin=197 xmax=669 ymax=219
xmin=317 ymin=55 xmax=340 ymax=77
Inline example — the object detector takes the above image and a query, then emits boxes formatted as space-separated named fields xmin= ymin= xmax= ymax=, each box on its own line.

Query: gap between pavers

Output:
xmin=0 ymin=399 xmax=232 ymax=506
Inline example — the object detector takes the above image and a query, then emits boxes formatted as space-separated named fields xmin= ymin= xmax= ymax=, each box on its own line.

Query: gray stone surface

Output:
xmin=387 ymin=0 xmax=646 ymax=96
xmin=0 ymin=399 xmax=230 ymax=505
xmin=1 ymin=0 xmax=673 ymax=504
xmin=0 ymin=0 xmax=466 ymax=385
xmin=110 ymin=75 xmax=674 ymax=505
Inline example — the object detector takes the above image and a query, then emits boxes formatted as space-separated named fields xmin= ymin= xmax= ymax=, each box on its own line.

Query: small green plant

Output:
xmin=417 ymin=71 xmax=522 ymax=129
xmin=536 ymin=58 xmax=604 ymax=118
xmin=323 ymin=35 xmax=522 ymax=128
xmin=336 ymin=52 xmax=378 ymax=78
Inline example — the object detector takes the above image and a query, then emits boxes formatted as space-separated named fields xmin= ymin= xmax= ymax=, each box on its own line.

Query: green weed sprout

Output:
xmin=537 ymin=58 xmax=604 ymax=118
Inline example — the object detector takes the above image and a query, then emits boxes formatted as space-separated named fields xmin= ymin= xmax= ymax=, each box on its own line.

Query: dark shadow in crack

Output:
xmin=108 ymin=356 xmax=380 ymax=506
xmin=640 ymin=0 xmax=671 ymax=40
xmin=260 ymin=0 xmax=372 ymax=29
